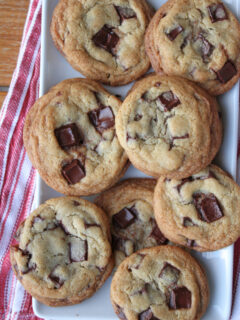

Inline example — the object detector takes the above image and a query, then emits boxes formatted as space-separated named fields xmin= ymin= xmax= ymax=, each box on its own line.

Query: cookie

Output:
xmin=50 ymin=0 xmax=154 ymax=86
xmin=154 ymin=164 xmax=240 ymax=251
xmin=111 ymin=246 xmax=209 ymax=320
xmin=115 ymin=74 xmax=222 ymax=179
xmin=95 ymin=178 xmax=169 ymax=267
xmin=10 ymin=197 xmax=113 ymax=306
xmin=145 ymin=0 xmax=240 ymax=95
xmin=23 ymin=78 xmax=128 ymax=196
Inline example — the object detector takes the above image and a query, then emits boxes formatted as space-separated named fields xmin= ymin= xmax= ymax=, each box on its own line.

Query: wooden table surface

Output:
xmin=0 ymin=0 xmax=29 ymax=108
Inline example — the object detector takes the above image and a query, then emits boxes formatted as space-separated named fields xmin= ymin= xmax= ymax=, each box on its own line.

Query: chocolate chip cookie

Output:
xmin=23 ymin=78 xmax=128 ymax=196
xmin=50 ymin=0 xmax=154 ymax=86
xmin=10 ymin=197 xmax=113 ymax=306
xmin=111 ymin=246 xmax=209 ymax=320
xmin=115 ymin=74 xmax=222 ymax=179
xmin=154 ymin=164 xmax=240 ymax=251
xmin=145 ymin=0 xmax=240 ymax=95
xmin=95 ymin=178 xmax=169 ymax=267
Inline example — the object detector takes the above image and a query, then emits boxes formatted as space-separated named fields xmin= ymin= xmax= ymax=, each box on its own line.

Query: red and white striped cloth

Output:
xmin=0 ymin=0 xmax=239 ymax=319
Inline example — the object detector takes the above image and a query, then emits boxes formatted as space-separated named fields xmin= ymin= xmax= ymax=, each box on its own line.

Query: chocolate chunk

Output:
xmin=134 ymin=114 xmax=143 ymax=121
xmin=73 ymin=200 xmax=80 ymax=206
xmin=193 ymin=192 xmax=223 ymax=223
xmin=183 ymin=217 xmax=195 ymax=227
xmin=158 ymin=91 xmax=180 ymax=111
xmin=112 ymin=207 xmax=137 ymax=229
xmin=159 ymin=263 xmax=180 ymax=285
xmin=215 ymin=61 xmax=237 ymax=84
xmin=139 ymin=308 xmax=160 ymax=320
xmin=49 ymin=269 xmax=64 ymax=289
xmin=88 ymin=105 xmax=115 ymax=134
xmin=115 ymin=305 xmax=127 ymax=320
xmin=69 ymin=238 xmax=88 ymax=262
xmin=166 ymin=25 xmax=184 ymax=41
xmin=55 ymin=123 xmax=83 ymax=149
xmin=150 ymin=224 xmax=168 ymax=245
xmin=62 ymin=159 xmax=85 ymax=184
xmin=92 ymin=25 xmax=119 ymax=55
xmin=186 ymin=239 xmax=197 ymax=247
xmin=115 ymin=6 xmax=136 ymax=24
xmin=208 ymin=4 xmax=228 ymax=23
xmin=169 ymin=287 xmax=192 ymax=309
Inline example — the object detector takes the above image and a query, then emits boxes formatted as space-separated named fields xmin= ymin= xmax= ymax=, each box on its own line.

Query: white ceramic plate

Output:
xmin=33 ymin=0 xmax=240 ymax=319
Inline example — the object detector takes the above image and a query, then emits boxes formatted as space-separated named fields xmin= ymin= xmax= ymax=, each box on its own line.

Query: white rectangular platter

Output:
xmin=33 ymin=0 xmax=240 ymax=319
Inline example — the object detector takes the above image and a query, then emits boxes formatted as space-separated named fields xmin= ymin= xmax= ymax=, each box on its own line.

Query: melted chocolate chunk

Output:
xmin=69 ymin=238 xmax=88 ymax=262
xmin=57 ymin=220 xmax=71 ymax=235
xmin=115 ymin=305 xmax=127 ymax=320
xmin=62 ymin=159 xmax=85 ymax=184
xmin=88 ymin=105 xmax=115 ymax=134
xmin=49 ymin=270 xmax=64 ymax=289
xmin=158 ymin=91 xmax=180 ymax=111
xmin=208 ymin=4 xmax=228 ymax=23
xmin=176 ymin=177 xmax=194 ymax=193
xmin=159 ymin=263 xmax=180 ymax=285
xmin=169 ymin=134 xmax=189 ymax=150
xmin=176 ymin=171 xmax=216 ymax=193
xmin=216 ymin=61 xmax=237 ymax=84
xmin=169 ymin=287 xmax=192 ymax=309
xmin=112 ymin=235 xmax=127 ymax=254
xmin=166 ymin=25 xmax=184 ymax=41
xmin=92 ymin=25 xmax=119 ymax=55
xmin=139 ymin=308 xmax=160 ymax=320
xmin=134 ymin=254 xmax=146 ymax=270
xmin=134 ymin=284 xmax=149 ymax=296
xmin=112 ymin=207 xmax=137 ymax=229
xmin=197 ymin=34 xmax=214 ymax=60
xmin=183 ymin=217 xmax=195 ymax=227
xmin=55 ymin=123 xmax=83 ymax=149
xmin=85 ymin=223 xmax=100 ymax=229
xmin=198 ymin=171 xmax=216 ymax=180
xmin=115 ymin=6 xmax=136 ymax=24
xmin=73 ymin=200 xmax=80 ymax=206
xmin=193 ymin=192 xmax=223 ymax=223
xmin=150 ymin=224 xmax=168 ymax=245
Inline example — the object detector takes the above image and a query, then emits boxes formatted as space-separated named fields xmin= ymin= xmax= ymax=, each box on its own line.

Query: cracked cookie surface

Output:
xmin=154 ymin=165 xmax=240 ymax=251
xmin=23 ymin=78 xmax=128 ymax=196
xmin=116 ymin=74 xmax=222 ymax=179
xmin=95 ymin=178 xmax=169 ymax=268
xmin=50 ymin=0 xmax=154 ymax=86
xmin=10 ymin=197 xmax=113 ymax=306
xmin=145 ymin=0 xmax=240 ymax=95
xmin=111 ymin=246 xmax=209 ymax=320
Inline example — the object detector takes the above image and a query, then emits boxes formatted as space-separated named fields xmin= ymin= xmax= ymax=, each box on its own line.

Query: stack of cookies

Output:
xmin=11 ymin=0 xmax=240 ymax=319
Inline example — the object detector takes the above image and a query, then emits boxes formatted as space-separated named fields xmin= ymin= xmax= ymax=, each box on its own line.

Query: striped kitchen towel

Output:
xmin=0 ymin=0 xmax=240 ymax=319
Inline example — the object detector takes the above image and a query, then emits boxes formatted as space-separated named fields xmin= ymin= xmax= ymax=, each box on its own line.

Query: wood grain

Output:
xmin=0 ymin=0 xmax=29 ymax=86
xmin=0 ymin=91 xmax=7 ymax=109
